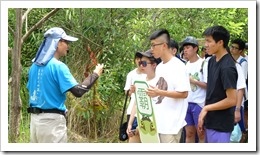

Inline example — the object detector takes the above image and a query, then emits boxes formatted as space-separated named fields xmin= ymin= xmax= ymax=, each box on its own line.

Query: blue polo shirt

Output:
xmin=27 ymin=58 xmax=78 ymax=111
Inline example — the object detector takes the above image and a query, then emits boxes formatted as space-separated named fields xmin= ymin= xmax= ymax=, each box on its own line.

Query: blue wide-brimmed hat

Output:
xmin=33 ymin=27 xmax=78 ymax=66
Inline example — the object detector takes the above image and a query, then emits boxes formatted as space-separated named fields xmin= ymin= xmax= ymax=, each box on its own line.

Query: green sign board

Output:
xmin=134 ymin=80 xmax=160 ymax=143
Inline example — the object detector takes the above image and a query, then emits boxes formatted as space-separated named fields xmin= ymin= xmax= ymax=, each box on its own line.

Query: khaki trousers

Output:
xmin=30 ymin=113 xmax=67 ymax=143
xmin=159 ymin=129 xmax=183 ymax=143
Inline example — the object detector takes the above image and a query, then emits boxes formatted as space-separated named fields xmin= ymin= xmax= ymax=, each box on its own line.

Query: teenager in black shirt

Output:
xmin=198 ymin=25 xmax=238 ymax=143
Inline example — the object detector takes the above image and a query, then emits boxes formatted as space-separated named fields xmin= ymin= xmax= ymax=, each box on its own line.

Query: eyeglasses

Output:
xmin=230 ymin=45 xmax=239 ymax=50
xmin=151 ymin=42 xmax=165 ymax=49
xmin=138 ymin=61 xmax=152 ymax=67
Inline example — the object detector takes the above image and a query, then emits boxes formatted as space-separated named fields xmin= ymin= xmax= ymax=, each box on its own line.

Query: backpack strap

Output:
xmin=200 ymin=59 xmax=205 ymax=74
xmin=238 ymin=58 xmax=247 ymax=65
xmin=120 ymin=90 xmax=129 ymax=127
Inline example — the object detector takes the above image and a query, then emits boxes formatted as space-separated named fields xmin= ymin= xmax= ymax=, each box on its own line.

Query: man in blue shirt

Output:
xmin=27 ymin=27 xmax=104 ymax=143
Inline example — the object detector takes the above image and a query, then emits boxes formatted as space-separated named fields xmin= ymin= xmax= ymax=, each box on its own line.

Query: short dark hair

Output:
xmin=149 ymin=57 xmax=162 ymax=65
xmin=231 ymin=38 xmax=245 ymax=50
xmin=149 ymin=29 xmax=171 ymax=48
xmin=202 ymin=25 xmax=230 ymax=48
xmin=169 ymin=39 xmax=179 ymax=50
xmin=135 ymin=51 xmax=142 ymax=59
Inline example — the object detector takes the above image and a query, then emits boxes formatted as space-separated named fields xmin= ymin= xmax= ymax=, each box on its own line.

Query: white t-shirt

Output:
xmin=236 ymin=63 xmax=247 ymax=106
xmin=153 ymin=57 xmax=191 ymax=134
xmin=186 ymin=58 xmax=207 ymax=108
xmin=145 ymin=76 xmax=160 ymax=108
xmin=202 ymin=56 xmax=211 ymax=83
xmin=237 ymin=56 xmax=248 ymax=100
xmin=244 ymin=55 xmax=248 ymax=61
xmin=237 ymin=56 xmax=248 ymax=80
xmin=124 ymin=68 xmax=146 ymax=115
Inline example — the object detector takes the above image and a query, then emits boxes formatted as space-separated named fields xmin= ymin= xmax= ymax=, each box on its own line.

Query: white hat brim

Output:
xmin=62 ymin=35 xmax=78 ymax=42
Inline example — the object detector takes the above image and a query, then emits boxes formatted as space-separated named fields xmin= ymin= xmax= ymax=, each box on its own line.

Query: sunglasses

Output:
xmin=138 ymin=61 xmax=152 ymax=67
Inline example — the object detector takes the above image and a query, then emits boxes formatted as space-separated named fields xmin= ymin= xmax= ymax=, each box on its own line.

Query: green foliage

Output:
xmin=8 ymin=8 xmax=248 ymax=143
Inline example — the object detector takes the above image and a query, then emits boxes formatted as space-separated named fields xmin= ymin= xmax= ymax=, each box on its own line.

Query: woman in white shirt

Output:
xmin=126 ymin=50 xmax=161 ymax=143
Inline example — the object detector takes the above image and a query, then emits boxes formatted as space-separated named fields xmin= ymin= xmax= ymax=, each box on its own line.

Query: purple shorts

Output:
xmin=205 ymin=128 xmax=231 ymax=143
xmin=185 ymin=102 xmax=202 ymax=127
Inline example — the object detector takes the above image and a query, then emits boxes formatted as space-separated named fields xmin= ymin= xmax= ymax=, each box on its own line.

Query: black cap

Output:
xmin=135 ymin=52 xmax=143 ymax=58
xmin=181 ymin=36 xmax=199 ymax=48
xmin=137 ymin=50 xmax=161 ymax=64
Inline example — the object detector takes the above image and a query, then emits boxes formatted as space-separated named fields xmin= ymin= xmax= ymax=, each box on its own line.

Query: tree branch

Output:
xmin=22 ymin=8 xmax=33 ymax=25
xmin=22 ymin=8 xmax=61 ymax=43
xmin=8 ymin=25 xmax=15 ymax=36
xmin=22 ymin=8 xmax=33 ymax=33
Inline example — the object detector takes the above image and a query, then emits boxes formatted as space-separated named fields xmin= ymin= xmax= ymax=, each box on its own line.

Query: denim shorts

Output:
xmin=127 ymin=115 xmax=138 ymax=130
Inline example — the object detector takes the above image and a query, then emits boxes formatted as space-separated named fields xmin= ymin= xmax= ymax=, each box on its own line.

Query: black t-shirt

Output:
xmin=204 ymin=54 xmax=238 ymax=132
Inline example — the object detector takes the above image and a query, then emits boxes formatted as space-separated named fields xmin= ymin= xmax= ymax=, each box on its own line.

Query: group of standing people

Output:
xmin=26 ymin=25 xmax=248 ymax=144
xmin=124 ymin=25 xmax=248 ymax=143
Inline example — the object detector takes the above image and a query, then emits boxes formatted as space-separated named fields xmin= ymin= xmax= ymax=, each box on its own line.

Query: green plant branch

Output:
xmin=47 ymin=18 xmax=101 ymax=47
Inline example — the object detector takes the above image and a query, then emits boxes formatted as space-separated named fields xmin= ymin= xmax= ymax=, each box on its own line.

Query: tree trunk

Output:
xmin=8 ymin=8 xmax=61 ymax=142
xmin=9 ymin=8 xmax=23 ymax=143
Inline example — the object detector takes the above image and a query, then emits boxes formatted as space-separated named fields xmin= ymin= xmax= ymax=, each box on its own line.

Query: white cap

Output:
xmin=44 ymin=27 xmax=78 ymax=42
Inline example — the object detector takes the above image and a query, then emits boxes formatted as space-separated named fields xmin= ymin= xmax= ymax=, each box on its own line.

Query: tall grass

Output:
xmin=17 ymin=113 xmax=30 ymax=143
